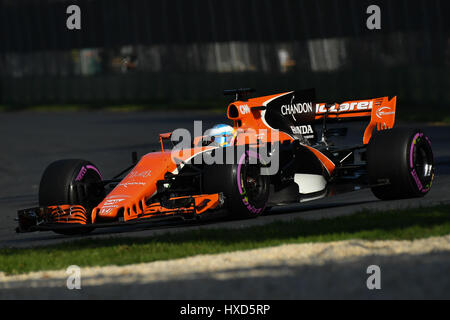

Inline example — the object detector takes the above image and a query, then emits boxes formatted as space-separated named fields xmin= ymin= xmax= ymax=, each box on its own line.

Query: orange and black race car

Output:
xmin=16 ymin=88 xmax=435 ymax=235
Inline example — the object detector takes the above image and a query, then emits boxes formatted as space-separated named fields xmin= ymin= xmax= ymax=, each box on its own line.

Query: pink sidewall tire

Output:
xmin=367 ymin=128 xmax=434 ymax=200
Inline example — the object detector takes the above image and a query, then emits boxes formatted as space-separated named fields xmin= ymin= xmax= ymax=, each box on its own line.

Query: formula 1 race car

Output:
xmin=16 ymin=88 xmax=435 ymax=235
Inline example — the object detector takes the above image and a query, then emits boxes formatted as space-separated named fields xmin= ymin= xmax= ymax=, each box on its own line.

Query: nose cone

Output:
xmin=93 ymin=151 xmax=176 ymax=221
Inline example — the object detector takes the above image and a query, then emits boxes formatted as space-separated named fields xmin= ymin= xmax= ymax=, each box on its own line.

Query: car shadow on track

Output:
xmin=5 ymin=198 xmax=378 ymax=247
xmin=264 ymin=199 xmax=380 ymax=216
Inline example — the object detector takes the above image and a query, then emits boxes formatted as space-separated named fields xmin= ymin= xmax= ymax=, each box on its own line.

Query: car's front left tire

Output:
xmin=39 ymin=159 xmax=104 ymax=235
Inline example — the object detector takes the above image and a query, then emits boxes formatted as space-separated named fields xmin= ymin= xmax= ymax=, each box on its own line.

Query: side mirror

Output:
xmin=159 ymin=132 xmax=173 ymax=152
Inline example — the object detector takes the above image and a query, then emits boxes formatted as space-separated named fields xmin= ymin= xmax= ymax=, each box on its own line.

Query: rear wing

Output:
xmin=315 ymin=96 xmax=397 ymax=144
xmin=227 ymin=90 xmax=397 ymax=145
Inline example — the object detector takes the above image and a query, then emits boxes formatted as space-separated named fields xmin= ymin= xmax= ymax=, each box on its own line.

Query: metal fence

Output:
xmin=0 ymin=0 xmax=449 ymax=106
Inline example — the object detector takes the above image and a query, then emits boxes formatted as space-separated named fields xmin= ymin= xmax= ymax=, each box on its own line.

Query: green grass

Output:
xmin=1 ymin=204 xmax=450 ymax=275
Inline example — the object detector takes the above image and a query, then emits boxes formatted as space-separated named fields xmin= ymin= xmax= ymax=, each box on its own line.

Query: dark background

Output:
xmin=0 ymin=0 xmax=449 ymax=111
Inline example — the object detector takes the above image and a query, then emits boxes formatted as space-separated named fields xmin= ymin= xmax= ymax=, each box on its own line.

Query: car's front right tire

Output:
xmin=202 ymin=149 xmax=270 ymax=218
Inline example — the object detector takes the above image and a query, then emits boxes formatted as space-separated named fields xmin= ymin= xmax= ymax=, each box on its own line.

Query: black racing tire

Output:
xmin=367 ymin=128 xmax=434 ymax=200
xmin=39 ymin=159 xmax=104 ymax=235
xmin=202 ymin=149 xmax=270 ymax=218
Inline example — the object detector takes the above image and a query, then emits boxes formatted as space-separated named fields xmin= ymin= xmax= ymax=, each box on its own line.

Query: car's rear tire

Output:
xmin=203 ymin=149 xmax=270 ymax=218
xmin=39 ymin=159 xmax=104 ymax=235
xmin=367 ymin=128 xmax=434 ymax=200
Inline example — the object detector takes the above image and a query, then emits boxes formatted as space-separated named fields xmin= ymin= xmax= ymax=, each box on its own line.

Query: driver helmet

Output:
xmin=206 ymin=124 xmax=236 ymax=147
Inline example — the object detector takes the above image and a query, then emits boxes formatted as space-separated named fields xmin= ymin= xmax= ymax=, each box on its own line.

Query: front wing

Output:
xmin=16 ymin=193 xmax=224 ymax=233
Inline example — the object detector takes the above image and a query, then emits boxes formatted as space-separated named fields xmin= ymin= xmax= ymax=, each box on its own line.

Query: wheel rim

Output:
xmin=236 ymin=150 xmax=268 ymax=214
xmin=410 ymin=133 xmax=434 ymax=192
xmin=241 ymin=163 xmax=266 ymax=204
xmin=71 ymin=165 xmax=104 ymax=210
xmin=414 ymin=145 xmax=433 ymax=179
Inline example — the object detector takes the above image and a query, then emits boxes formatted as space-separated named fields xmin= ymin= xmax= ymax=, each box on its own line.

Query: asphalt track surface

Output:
xmin=0 ymin=111 xmax=449 ymax=248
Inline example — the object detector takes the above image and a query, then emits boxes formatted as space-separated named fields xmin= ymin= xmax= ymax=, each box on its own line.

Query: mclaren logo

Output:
xmin=316 ymin=101 xmax=373 ymax=113
xmin=281 ymin=102 xmax=313 ymax=115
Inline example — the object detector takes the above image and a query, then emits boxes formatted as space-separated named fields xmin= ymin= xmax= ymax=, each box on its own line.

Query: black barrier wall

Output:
xmin=0 ymin=0 xmax=449 ymax=106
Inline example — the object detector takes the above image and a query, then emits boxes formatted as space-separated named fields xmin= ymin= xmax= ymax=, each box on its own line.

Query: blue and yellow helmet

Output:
xmin=207 ymin=124 xmax=236 ymax=147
